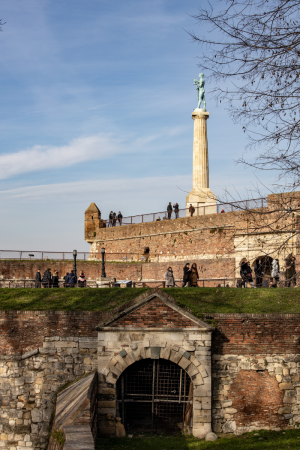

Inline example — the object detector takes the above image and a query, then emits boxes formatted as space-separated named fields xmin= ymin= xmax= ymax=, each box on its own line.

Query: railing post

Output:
xmin=131 ymin=216 xmax=132 ymax=224
xmin=20 ymin=252 xmax=22 ymax=261
xmin=63 ymin=252 xmax=64 ymax=261
xmin=42 ymin=252 xmax=43 ymax=261
xmin=153 ymin=214 xmax=155 ymax=222
xmin=142 ymin=215 xmax=143 ymax=223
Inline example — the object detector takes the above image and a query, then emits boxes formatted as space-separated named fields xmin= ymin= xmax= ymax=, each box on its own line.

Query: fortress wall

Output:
xmin=1 ymin=311 xmax=299 ymax=357
xmin=1 ymin=312 xmax=300 ymax=448
xmin=89 ymin=211 xmax=237 ymax=261
xmin=0 ymin=257 xmax=236 ymax=282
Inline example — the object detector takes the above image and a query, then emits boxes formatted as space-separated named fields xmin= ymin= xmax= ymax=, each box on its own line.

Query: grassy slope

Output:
xmin=0 ymin=287 xmax=300 ymax=313
xmin=96 ymin=429 xmax=300 ymax=450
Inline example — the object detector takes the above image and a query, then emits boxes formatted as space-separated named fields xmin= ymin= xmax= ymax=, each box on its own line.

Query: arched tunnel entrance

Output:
xmin=116 ymin=358 xmax=192 ymax=434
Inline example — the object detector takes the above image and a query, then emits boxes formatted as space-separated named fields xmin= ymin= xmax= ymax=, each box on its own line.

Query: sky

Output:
xmin=0 ymin=0 xmax=275 ymax=253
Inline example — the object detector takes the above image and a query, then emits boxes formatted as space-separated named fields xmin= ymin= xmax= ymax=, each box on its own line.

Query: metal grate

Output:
xmin=116 ymin=358 xmax=192 ymax=433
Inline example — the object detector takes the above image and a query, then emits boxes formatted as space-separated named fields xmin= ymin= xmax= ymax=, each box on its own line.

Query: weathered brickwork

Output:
xmin=212 ymin=354 xmax=300 ymax=434
xmin=85 ymin=192 xmax=300 ymax=281
xmin=209 ymin=315 xmax=300 ymax=355
xmin=109 ymin=298 xmax=199 ymax=328
xmin=0 ymin=258 xmax=235 ymax=283
xmin=1 ymin=311 xmax=300 ymax=356
xmin=1 ymin=291 xmax=300 ymax=448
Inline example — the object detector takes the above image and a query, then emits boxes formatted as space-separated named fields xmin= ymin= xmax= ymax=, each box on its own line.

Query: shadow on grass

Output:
xmin=96 ymin=429 xmax=300 ymax=450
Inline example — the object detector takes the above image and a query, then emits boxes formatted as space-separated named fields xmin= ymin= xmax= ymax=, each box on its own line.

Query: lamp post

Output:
xmin=101 ymin=247 xmax=106 ymax=278
xmin=73 ymin=250 xmax=77 ymax=278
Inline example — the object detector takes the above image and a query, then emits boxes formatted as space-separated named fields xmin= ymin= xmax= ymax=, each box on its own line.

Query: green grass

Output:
xmin=0 ymin=288 xmax=149 ymax=311
xmin=96 ymin=429 xmax=300 ymax=450
xmin=1 ymin=287 xmax=300 ymax=313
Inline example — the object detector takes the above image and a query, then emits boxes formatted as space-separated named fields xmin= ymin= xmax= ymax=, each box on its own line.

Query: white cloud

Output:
xmin=0 ymin=134 xmax=121 ymax=180
xmin=0 ymin=175 xmax=191 ymax=203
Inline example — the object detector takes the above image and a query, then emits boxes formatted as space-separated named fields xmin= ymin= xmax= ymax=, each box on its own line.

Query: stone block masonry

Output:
xmin=1 ymin=293 xmax=300 ymax=448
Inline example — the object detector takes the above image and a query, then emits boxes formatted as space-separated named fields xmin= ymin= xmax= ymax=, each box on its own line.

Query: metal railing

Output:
xmin=0 ymin=250 xmax=140 ymax=261
xmin=104 ymin=197 xmax=268 ymax=227
xmin=0 ymin=276 xmax=295 ymax=289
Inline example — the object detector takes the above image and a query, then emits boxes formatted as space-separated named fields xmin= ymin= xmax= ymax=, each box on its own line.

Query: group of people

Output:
xmin=35 ymin=269 xmax=87 ymax=288
xmin=239 ymin=254 xmax=297 ymax=288
xmin=108 ymin=211 xmax=123 ymax=227
xmin=167 ymin=202 xmax=180 ymax=219
xmin=164 ymin=263 xmax=199 ymax=287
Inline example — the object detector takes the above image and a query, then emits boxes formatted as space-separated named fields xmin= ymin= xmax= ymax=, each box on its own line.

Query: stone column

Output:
xmin=186 ymin=109 xmax=216 ymax=216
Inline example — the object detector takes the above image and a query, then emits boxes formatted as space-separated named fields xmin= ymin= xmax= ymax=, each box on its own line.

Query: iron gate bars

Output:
xmin=116 ymin=358 xmax=192 ymax=433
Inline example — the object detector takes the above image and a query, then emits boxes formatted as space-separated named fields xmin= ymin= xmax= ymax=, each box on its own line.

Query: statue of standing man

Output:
xmin=194 ymin=73 xmax=206 ymax=110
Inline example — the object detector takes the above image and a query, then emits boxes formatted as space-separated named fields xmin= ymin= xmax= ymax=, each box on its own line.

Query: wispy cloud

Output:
xmin=0 ymin=134 xmax=120 ymax=180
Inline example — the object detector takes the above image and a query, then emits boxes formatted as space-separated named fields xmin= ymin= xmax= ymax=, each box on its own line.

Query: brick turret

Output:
xmin=85 ymin=203 xmax=106 ymax=243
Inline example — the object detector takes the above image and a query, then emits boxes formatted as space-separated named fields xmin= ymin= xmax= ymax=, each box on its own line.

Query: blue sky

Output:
xmin=0 ymin=0 xmax=273 ymax=252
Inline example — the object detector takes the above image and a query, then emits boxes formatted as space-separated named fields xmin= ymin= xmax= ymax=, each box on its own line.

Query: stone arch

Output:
xmin=103 ymin=343 xmax=208 ymax=386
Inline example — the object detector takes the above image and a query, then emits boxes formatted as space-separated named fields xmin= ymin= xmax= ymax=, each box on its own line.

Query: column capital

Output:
xmin=192 ymin=109 xmax=209 ymax=120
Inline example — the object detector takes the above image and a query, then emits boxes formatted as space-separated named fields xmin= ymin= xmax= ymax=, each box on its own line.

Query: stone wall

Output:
xmin=0 ymin=337 xmax=98 ymax=450
xmin=212 ymin=354 xmax=300 ymax=434
xmin=1 ymin=308 xmax=300 ymax=448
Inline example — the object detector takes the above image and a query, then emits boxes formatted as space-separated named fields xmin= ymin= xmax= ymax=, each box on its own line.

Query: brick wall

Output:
xmin=2 ymin=310 xmax=300 ymax=356
xmin=109 ymin=297 xmax=198 ymax=328
xmin=0 ymin=258 xmax=235 ymax=282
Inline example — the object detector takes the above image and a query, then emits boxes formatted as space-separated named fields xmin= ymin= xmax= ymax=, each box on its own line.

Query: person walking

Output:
xmin=254 ymin=259 xmax=263 ymax=287
xmin=182 ymin=263 xmax=191 ymax=287
xmin=63 ymin=272 xmax=69 ymax=288
xmin=240 ymin=259 xmax=256 ymax=288
xmin=173 ymin=203 xmax=179 ymax=219
xmin=118 ymin=212 xmax=123 ymax=226
xmin=52 ymin=271 xmax=59 ymax=288
xmin=77 ymin=271 xmax=86 ymax=288
xmin=35 ymin=269 xmax=42 ymax=288
xmin=189 ymin=263 xmax=199 ymax=287
xmin=42 ymin=268 xmax=52 ymax=288
xmin=66 ymin=270 xmax=77 ymax=287
xmin=189 ymin=204 xmax=195 ymax=217
xmin=109 ymin=211 xmax=113 ymax=227
xmin=285 ymin=254 xmax=296 ymax=287
xmin=164 ymin=267 xmax=175 ymax=287
xmin=167 ymin=202 xmax=172 ymax=220
xmin=271 ymin=258 xmax=280 ymax=287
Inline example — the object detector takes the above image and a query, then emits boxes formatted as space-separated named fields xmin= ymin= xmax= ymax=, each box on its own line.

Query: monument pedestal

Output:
xmin=186 ymin=188 xmax=216 ymax=216
xmin=186 ymin=108 xmax=216 ymax=216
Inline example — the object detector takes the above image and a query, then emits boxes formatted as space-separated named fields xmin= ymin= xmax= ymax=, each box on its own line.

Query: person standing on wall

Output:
xmin=189 ymin=204 xmax=195 ymax=217
xmin=35 ymin=269 xmax=42 ymax=288
xmin=66 ymin=270 xmax=77 ymax=287
xmin=254 ymin=259 xmax=263 ymax=287
xmin=112 ymin=212 xmax=117 ymax=226
xmin=77 ymin=271 xmax=86 ymax=287
xmin=167 ymin=202 xmax=173 ymax=220
xmin=240 ymin=259 xmax=256 ymax=288
xmin=182 ymin=263 xmax=191 ymax=287
xmin=285 ymin=254 xmax=296 ymax=287
xmin=189 ymin=263 xmax=199 ymax=287
xmin=270 ymin=258 xmax=280 ymax=287
xmin=173 ymin=202 xmax=179 ymax=219
xmin=42 ymin=268 xmax=52 ymax=288
xmin=52 ymin=271 xmax=59 ymax=288
xmin=109 ymin=211 xmax=113 ymax=227
xmin=164 ymin=267 xmax=175 ymax=287
xmin=118 ymin=212 xmax=123 ymax=226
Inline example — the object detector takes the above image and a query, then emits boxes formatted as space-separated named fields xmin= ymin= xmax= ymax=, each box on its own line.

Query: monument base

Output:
xmin=186 ymin=188 xmax=217 ymax=216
